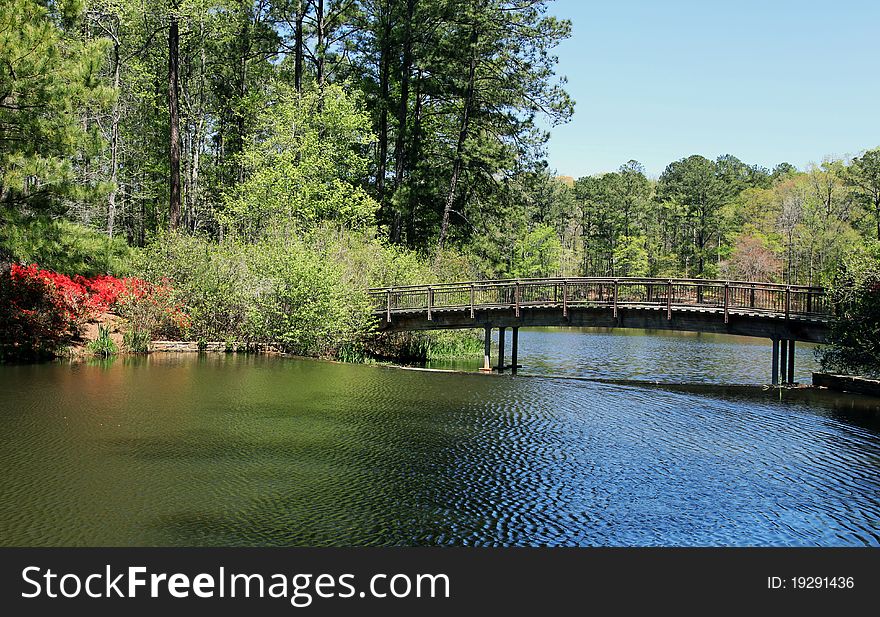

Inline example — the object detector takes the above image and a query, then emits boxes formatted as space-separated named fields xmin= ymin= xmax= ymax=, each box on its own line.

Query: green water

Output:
xmin=1 ymin=331 xmax=879 ymax=546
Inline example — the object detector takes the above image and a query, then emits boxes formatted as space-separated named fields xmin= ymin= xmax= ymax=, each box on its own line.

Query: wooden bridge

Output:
xmin=369 ymin=277 xmax=833 ymax=384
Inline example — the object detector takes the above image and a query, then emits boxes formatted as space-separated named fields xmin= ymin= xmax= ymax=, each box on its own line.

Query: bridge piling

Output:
xmin=787 ymin=339 xmax=795 ymax=384
xmin=511 ymin=327 xmax=519 ymax=375
xmin=780 ymin=340 xmax=788 ymax=384
xmin=771 ymin=338 xmax=780 ymax=385
xmin=481 ymin=327 xmax=492 ymax=372
xmin=497 ymin=327 xmax=506 ymax=372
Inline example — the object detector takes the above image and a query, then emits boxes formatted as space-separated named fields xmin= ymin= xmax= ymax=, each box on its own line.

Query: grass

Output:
xmin=419 ymin=330 xmax=484 ymax=360
xmin=87 ymin=325 xmax=118 ymax=357
xmin=123 ymin=328 xmax=150 ymax=353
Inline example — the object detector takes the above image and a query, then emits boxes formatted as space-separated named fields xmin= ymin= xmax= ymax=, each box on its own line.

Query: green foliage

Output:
xmin=419 ymin=330 xmax=483 ymax=360
xmin=613 ymin=235 xmax=649 ymax=277
xmin=223 ymin=84 xmax=379 ymax=237
xmin=132 ymin=228 xmax=481 ymax=361
xmin=657 ymin=155 xmax=735 ymax=277
xmin=817 ymin=245 xmax=880 ymax=377
xmin=368 ymin=329 xmax=483 ymax=363
xmin=0 ymin=0 xmax=112 ymax=214
xmin=0 ymin=215 xmax=132 ymax=277
xmin=134 ymin=231 xmax=369 ymax=357
xmin=846 ymin=148 xmax=880 ymax=241
xmin=511 ymin=225 xmax=562 ymax=278
xmin=123 ymin=328 xmax=150 ymax=353
xmin=87 ymin=324 xmax=118 ymax=357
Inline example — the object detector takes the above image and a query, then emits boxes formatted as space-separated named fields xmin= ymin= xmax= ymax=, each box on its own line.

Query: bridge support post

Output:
xmin=780 ymin=340 xmax=788 ymax=385
xmin=497 ymin=327 xmax=506 ymax=372
xmin=771 ymin=338 xmax=779 ymax=385
xmin=481 ymin=327 xmax=492 ymax=372
xmin=511 ymin=327 xmax=519 ymax=375
xmin=788 ymin=339 xmax=795 ymax=384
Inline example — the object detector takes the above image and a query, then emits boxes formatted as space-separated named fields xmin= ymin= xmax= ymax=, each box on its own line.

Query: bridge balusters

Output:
xmin=785 ymin=286 xmax=791 ymax=319
xmin=515 ymin=282 xmax=521 ymax=317
xmin=613 ymin=280 xmax=619 ymax=317
xmin=367 ymin=278 xmax=831 ymax=333
xmin=724 ymin=283 xmax=729 ymax=323
xmin=427 ymin=287 xmax=433 ymax=321
xmin=563 ymin=281 xmax=568 ymax=317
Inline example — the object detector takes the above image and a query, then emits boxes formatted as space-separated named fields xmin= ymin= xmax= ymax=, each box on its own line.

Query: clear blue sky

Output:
xmin=543 ymin=0 xmax=880 ymax=179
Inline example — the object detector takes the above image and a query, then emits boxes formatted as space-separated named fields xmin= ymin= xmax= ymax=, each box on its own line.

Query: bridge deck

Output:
xmin=370 ymin=277 xmax=832 ymax=343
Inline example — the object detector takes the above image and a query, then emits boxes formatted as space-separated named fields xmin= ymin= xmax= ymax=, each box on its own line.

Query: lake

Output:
xmin=1 ymin=328 xmax=879 ymax=546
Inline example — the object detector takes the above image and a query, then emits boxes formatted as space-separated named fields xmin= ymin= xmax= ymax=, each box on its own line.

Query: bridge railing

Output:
xmin=369 ymin=278 xmax=832 ymax=319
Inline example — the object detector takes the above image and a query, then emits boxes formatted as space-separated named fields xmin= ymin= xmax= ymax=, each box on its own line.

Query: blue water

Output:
xmin=1 ymin=329 xmax=878 ymax=546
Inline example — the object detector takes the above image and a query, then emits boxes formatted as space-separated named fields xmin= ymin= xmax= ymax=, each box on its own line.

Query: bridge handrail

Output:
xmin=368 ymin=277 xmax=833 ymax=318
xmin=367 ymin=277 xmax=824 ymax=293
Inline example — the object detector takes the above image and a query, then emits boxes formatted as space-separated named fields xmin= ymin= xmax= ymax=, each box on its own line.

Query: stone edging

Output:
xmin=812 ymin=372 xmax=880 ymax=397
xmin=149 ymin=341 xmax=282 ymax=353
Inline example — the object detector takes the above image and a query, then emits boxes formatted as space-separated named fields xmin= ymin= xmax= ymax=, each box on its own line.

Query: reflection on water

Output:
xmin=428 ymin=327 xmax=821 ymax=384
xmin=0 ymin=331 xmax=878 ymax=547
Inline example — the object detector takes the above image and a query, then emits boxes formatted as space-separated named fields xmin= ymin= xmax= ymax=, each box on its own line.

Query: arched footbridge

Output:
xmin=369 ymin=277 xmax=833 ymax=384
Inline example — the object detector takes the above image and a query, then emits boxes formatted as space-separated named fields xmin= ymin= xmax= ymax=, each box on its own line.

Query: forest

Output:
xmin=2 ymin=0 xmax=880 ymax=371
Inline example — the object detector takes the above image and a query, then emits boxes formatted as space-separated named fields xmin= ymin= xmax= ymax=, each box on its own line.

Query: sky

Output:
xmin=542 ymin=0 xmax=880 ymax=179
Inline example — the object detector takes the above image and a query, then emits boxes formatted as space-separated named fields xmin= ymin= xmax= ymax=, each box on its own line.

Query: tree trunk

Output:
xmin=375 ymin=9 xmax=392 ymax=206
xmin=876 ymin=199 xmax=880 ymax=241
xmin=107 ymin=29 xmax=121 ymax=239
xmin=168 ymin=7 xmax=181 ymax=231
xmin=316 ymin=0 xmax=325 ymax=89
xmin=186 ymin=15 xmax=207 ymax=232
xmin=390 ymin=0 xmax=415 ymax=243
xmin=294 ymin=0 xmax=304 ymax=92
xmin=405 ymin=69 xmax=423 ymax=247
xmin=236 ymin=8 xmax=250 ymax=182
xmin=437 ymin=27 xmax=478 ymax=252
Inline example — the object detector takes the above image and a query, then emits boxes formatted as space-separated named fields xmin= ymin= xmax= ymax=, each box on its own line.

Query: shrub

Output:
xmin=131 ymin=229 xmax=485 ymax=361
xmin=0 ymin=262 xmax=186 ymax=362
xmin=113 ymin=279 xmax=189 ymax=340
xmin=817 ymin=245 xmax=880 ymax=377
xmin=0 ymin=263 xmax=71 ymax=361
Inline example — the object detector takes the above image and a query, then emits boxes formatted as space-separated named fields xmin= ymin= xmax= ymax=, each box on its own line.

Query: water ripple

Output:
xmin=0 ymin=349 xmax=879 ymax=546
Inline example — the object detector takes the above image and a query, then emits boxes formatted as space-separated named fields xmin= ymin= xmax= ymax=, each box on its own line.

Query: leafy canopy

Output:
xmin=223 ymin=84 xmax=378 ymax=238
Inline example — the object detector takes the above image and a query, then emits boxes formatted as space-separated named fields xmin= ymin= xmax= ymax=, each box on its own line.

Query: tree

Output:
xmin=613 ymin=234 xmax=649 ymax=277
xmin=774 ymin=176 xmax=806 ymax=283
xmin=0 ymin=0 xmax=111 ymax=215
xmin=656 ymin=155 xmax=733 ymax=277
xmin=573 ymin=173 xmax=624 ymax=275
xmin=223 ymin=84 xmax=378 ymax=237
xmin=726 ymin=234 xmax=781 ymax=282
xmin=511 ymin=224 xmax=561 ymax=278
xmin=433 ymin=0 xmax=574 ymax=251
xmin=771 ymin=162 xmax=797 ymax=180
xmin=847 ymin=148 xmax=880 ymax=241
xmin=168 ymin=0 xmax=181 ymax=229
xmin=615 ymin=160 xmax=651 ymax=238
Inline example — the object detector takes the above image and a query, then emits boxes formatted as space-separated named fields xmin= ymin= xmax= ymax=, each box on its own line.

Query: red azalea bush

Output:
xmin=0 ymin=263 xmax=72 ymax=361
xmin=0 ymin=263 xmax=189 ymax=362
